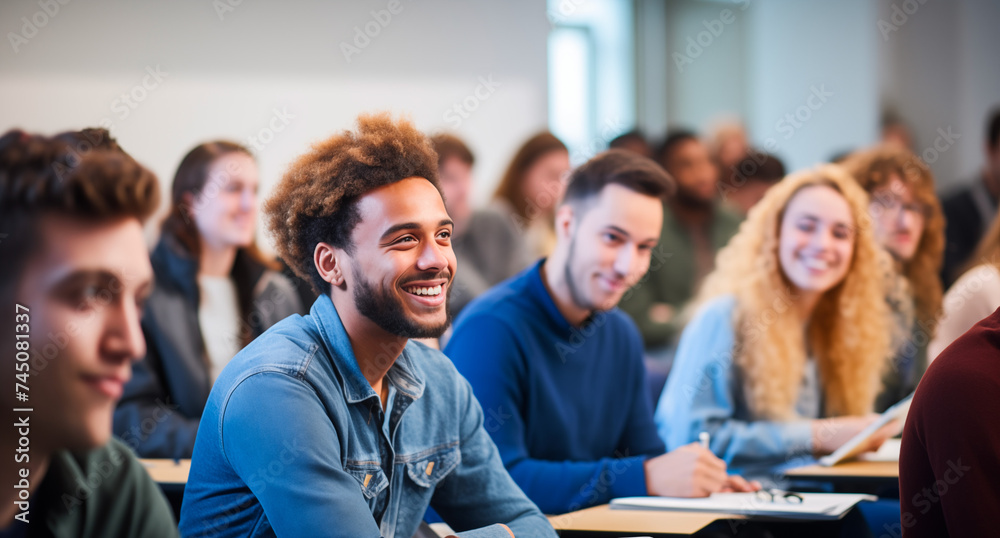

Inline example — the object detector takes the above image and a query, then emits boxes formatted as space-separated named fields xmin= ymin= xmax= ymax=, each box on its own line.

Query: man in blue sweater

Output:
xmin=445 ymin=149 xmax=758 ymax=515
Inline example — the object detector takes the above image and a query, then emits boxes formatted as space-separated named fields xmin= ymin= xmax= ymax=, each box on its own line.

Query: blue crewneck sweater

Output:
xmin=444 ymin=260 xmax=664 ymax=514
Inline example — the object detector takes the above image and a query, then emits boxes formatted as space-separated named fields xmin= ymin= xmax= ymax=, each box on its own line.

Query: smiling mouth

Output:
xmin=82 ymin=375 xmax=127 ymax=399
xmin=801 ymin=257 xmax=831 ymax=271
xmin=404 ymin=284 xmax=443 ymax=297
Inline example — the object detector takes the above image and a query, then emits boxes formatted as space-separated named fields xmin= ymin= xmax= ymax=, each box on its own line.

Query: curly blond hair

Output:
xmin=841 ymin=145 xmax=944 ymax=335
xmin=691 ymin=164 xmax=892 ymax=419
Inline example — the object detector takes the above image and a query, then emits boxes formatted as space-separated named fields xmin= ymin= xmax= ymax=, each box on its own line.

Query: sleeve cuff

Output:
xmin=609 ymin=455 xmax=652 ymax=499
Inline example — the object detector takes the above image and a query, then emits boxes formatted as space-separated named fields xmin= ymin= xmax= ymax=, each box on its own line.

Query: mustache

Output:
xmin=399 ymin=270 xmax=452 ymax=286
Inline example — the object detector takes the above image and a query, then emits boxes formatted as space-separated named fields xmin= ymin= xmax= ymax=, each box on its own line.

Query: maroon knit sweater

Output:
xmin=899 ymin=306 xmax=1000 ymax=537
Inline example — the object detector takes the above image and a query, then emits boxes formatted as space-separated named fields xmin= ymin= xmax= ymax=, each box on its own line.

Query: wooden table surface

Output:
xmin=140 ymin=459 xmax=191 ymax=485
xmin=549 ymin=504 xmax=737 ymax=536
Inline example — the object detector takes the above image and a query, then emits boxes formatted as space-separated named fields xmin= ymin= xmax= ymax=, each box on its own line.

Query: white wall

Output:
xmin=879 ymin=0 xmax=1000 ymax=190
xmin=0 ymin=0 xmax=550 ymax=245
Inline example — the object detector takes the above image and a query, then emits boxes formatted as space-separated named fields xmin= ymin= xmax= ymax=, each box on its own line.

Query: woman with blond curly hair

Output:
xmin=841 ymin=145 xmax=944 ymax=411
xmin=654 ymin=165 xmax=894 ymax=480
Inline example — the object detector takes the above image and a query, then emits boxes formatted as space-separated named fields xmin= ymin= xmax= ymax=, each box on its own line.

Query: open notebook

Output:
xmin=610 ymin=492 xmax=876 ymax=521
xmin=818 ymin=392 xmax=913 ymax=466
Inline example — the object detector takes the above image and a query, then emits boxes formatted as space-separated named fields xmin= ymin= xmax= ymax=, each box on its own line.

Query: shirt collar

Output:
xmin=309 ymin=295 xmax=425 ymax=404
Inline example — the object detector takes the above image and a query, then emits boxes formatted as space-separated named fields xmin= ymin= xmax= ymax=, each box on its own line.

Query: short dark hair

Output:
xmin=0 ymin=128 xmax=159 ymax=304
xmin=430 ymin=133 xmax=475 ymax=168
xmin=987 ymin=107 xmax=1000 ymax=150
xmin=726 ymin=152 xmax=786 ymax=187
xmin=264 ymin=113 xmax=441 ymax=295
xmin=562 ymin=149 xmax=675 ymax=210
xmin=656 ymin=129 xmax=699 ymax=168
xmin=609 ymin=130 xmax=647 ymax=149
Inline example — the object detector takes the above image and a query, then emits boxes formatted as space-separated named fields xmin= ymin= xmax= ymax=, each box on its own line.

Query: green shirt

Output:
xmin=5 ymin=438 xmax=177 ymax=538
xmin=618 ymin=204 xmax=742 ymax=349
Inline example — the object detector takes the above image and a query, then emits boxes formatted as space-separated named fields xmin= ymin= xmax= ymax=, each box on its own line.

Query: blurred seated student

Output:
xmin=719 ymin=151 xmax=786 ymax=216
xmin=617 ymin=130 xmax=742 ymax=354
xmin=880 ymin=111 xmax=916 ymax=152
xmin=842 ymin=146 xmax=944 ymax=410
xmin=178 ymin=114 xmax=555 ymax=538
xmin=655 ymin=165 xmax=895 ymax=482
xmin=707 ymin=120 xmax=750 ymax=172
xmin=492 ymin=132 xmax=571 ymax=259
xmin=446 ymin=150 xmax=758 ymax=516
xmin=940 ymin=107 xmax=1000 ymax=287
xmin=0 ymin=129 xmax=177 ymax=537
xmin=899 ymin=307 xmax=1000 ymax=537
xmin=609 ymin=129 xmax=654 ymax=159
xmin=114 ymin=141 xmax=302 ymax=459
xmin=929 ymin=210 xmax=1000 ymax=360
xmin=431 ymin=134 xmax=530 ymax=315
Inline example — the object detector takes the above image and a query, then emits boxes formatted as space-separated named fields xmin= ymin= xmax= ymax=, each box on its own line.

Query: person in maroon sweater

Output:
xmin=899 ymin=306 xmax=1000 ymax=537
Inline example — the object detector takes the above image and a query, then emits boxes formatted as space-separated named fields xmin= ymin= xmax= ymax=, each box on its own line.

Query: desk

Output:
xmin=140 ymin=459 xmax=191 ymax=485
xmin=784 ymin=460 xmax=897 ymax=484
xmin=140 ymin=459 xmax=190 ymax=520
xmin=549 ymin=505 xmax=732 ymax=537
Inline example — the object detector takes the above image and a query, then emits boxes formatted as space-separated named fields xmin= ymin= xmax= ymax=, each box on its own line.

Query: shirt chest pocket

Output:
xmin=344 ymin=462 xmax=390 ymax=500
xmin=403 ymin=444 xmax=460 ymax=489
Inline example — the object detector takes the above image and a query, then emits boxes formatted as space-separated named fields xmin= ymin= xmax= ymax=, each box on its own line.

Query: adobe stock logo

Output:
xmin=443 ymin=75 xmax=501 ymax=129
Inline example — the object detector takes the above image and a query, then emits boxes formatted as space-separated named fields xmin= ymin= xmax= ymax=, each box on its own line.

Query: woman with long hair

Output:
xmin=654 ymin=165 xmax=894 ymax=481
xmin=114 ymin=141 xmax=303 ymax=459
xmin=929 ymin=209 xmax=1000 ymax=359
xmin=842 ymin=145 xmax=944 ymax=410
xmin=492 ymin=132 xmax=571 ymax=258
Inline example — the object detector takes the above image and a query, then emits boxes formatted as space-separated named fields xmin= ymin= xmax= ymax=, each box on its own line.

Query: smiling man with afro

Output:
xmin=179 ymin=113 xmax=556 ymax=538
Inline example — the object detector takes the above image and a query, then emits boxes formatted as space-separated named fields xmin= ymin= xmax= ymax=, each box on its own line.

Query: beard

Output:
xmin=351 ymin=263 xmax=452 ymax=339
xmin=673 ymin=182 xmax=715 ymax=210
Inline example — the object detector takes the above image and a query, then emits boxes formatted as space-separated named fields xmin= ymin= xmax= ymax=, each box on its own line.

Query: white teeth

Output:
xmin=406 ymin=285 xmax=442 ymax=296
xmin=801 ymin=258 xmax=830 ymax=270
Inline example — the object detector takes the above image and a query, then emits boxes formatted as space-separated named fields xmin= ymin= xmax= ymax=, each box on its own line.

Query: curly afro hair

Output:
xmin=264 ymin=112 xmax=441 ymax=295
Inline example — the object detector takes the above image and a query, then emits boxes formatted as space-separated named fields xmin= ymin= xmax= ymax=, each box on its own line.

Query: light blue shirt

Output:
xmin=654 ymin=295 xmax=819 ymax=480
xmin=179 ymin=295 xmax=554 ymax=538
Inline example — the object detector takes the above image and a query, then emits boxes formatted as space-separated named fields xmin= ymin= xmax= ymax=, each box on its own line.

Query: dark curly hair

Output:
xmin=0 ymin=127 xmax=160 ymax=304
xmin=264 ymin=113 xmax=440 ymax=295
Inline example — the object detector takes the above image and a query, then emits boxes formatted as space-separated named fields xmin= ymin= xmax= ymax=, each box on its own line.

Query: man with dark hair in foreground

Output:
xmin=179 ymin=113 xmax=554 ymax=537
xmin=0 ymin=129 xmax=177 ymax=537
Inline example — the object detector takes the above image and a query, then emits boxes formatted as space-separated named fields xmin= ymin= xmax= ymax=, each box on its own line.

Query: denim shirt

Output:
xmin=178 ymin=295 xmax=554 ymax=538
xmin=654 ymin=295 xmax=819 ymax=482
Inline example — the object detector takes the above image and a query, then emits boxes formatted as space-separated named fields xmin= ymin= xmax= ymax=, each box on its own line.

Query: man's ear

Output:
xmin=555 ymin=204 xmax=575 ymax=240
xmin=314 ymin=242 xmax=345 ymax=288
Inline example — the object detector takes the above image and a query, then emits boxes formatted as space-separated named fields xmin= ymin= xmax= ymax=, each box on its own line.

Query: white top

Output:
xmin=197 ymin=275 xmax=242 ymax=384
xmin=929 ymin=263 xmax=1000 ymax=361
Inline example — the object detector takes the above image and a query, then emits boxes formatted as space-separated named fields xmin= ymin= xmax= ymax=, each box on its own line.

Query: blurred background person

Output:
xmin=115 ymin=141 xmax=303 ymax=459
xmin=719 ymin=151 xmax=786 ymax=216
xmin=930 ymin=209 xmax=1000 ymax=359
xmin=492 ymin=132 xmax=571 ymax=259
xmin=431 ymin=133 xmax=530 ymax=316
xmin=609 ymin=129 xmax=654 ymax=159
xmin=618 ymin=130 xmax=742 ymax=359
xmin=879 ymin=111 xmax=916 ymax=152
xmin=940 ymin=107 xmax=1000 ymax=286
xmin=842 ymin=145 xmax=944 ymax=411
xmin=655 ymin=165 xmax=894 ymax=482
xmin=707 ymin=120 xmax=750 ymax=173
